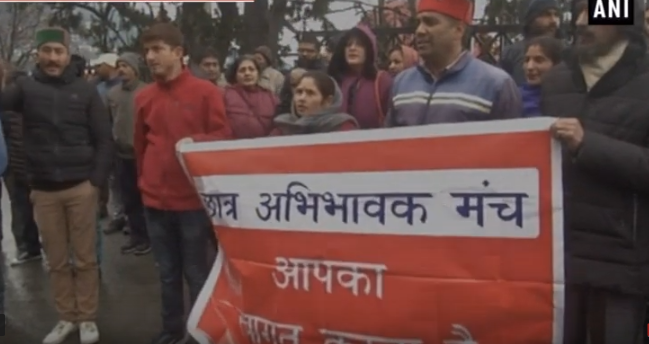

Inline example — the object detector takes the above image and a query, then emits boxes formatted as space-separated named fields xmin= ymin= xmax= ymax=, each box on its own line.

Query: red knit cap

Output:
xmin=417 ymin=0 xmax=474 ymax=24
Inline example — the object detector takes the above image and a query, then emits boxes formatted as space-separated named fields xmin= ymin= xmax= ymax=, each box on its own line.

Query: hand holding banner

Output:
xmin=179 ymin=118 xmax=565 ymax=344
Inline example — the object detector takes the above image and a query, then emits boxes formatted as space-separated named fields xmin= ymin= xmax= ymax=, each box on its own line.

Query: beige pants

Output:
xmin=31 ymin=180 xmax=99 ymax=322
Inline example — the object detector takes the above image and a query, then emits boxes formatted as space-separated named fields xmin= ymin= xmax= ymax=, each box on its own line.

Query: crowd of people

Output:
xmin=1 ymin=0 xmax=649 ymax=343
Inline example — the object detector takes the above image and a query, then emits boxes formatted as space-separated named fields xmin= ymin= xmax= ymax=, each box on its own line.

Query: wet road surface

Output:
xmin=2 ymin=192 xmax=164 ymax=344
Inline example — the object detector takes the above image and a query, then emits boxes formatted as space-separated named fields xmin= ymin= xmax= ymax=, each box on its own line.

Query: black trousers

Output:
xmin=563 ymin=285 xmax=646 ymax=344
xmin=4 ymin=171 xmax=40 ymax=255
xmin=118 ymin=157 xmax=148 ymax=244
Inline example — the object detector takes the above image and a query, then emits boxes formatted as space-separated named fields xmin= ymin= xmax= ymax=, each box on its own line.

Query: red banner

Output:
xmin=180 ymin=118 xmax=565 ymax=344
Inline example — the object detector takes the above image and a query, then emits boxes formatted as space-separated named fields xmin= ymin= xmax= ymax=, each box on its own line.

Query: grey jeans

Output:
xmin=107 ymin=173 xmax=124 ymax=220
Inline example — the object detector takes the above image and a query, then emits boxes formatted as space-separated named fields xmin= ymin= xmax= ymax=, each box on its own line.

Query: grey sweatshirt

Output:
xmin=107 ymin=79 xmax=147 ymax=158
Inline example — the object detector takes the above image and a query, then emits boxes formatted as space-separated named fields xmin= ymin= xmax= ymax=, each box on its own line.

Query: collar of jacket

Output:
xmin=565 ymin=38 xmax=646 ymax=97
xmin=121 ymin=79 xmax=144 ymax=91
xmin=154 ymin=68 xmax=191 ymax=89
xmin=416 ymin=51 xmax=471 ymax=82
xmin=32 ymin=64 xmax=78 ymax=84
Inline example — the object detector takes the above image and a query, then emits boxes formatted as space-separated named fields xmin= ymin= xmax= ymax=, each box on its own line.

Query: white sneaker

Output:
xmin=79 ymin=321 xmax=100 ymax=344
xmin=42 ymin=320 xmax=77 ymax=344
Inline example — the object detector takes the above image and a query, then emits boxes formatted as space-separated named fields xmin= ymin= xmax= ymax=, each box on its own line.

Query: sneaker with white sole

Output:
xmin=42 ymin=320 xmax=77 ymax=344
xmin=79 ymin=321 xmax=100 ymax=344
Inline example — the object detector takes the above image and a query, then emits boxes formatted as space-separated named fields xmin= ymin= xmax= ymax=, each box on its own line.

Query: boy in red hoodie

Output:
xmin=133 ymin=23 xmax=232 ymax=344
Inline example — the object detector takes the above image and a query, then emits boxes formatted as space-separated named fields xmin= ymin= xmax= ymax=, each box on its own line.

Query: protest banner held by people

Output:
xmin=180 ymin=118 xmax=564 ymax=344
xmin=5 ymin=0 xmax=649 ymax=342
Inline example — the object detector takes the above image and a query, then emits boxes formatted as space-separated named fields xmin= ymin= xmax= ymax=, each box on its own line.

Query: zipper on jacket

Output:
xmin=418 ymin=82 xmax=437 ymax=125
xmin=632 ymin=193 xmax=638 ymax=243
xmin=53 ymin=88 xmax=61 ymax=180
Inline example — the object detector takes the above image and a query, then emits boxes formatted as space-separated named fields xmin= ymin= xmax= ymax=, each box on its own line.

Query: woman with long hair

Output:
xmin=327 ymin=24 xmax=392 ymax=129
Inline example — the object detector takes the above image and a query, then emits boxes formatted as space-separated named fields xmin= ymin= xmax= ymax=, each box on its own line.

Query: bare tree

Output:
xmin=0 ymin=3 xmax=50 ymax=68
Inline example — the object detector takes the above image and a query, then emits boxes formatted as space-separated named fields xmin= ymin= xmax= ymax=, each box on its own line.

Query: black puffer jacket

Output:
xmin=2 ymin=110 xmax=28 ymax=181
xmin=541 ymin=0 xmax=649 ymax=295
xmin=0 ymin=64 xmax=114 ymax=189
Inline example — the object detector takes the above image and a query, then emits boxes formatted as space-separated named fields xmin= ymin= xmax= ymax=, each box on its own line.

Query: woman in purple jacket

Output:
xmin=327 ymin=24 xmax=392 ymax=129
xmin=520 ymin=36 xmax=563 ymax=117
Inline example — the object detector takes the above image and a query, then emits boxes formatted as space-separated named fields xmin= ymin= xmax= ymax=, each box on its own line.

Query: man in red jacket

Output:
xmin=134 ymin=23 xmax=232 ymax=344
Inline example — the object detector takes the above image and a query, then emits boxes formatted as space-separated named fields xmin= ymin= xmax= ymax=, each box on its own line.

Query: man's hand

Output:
xmin=550 ymin=118 xmax=584 ymax=152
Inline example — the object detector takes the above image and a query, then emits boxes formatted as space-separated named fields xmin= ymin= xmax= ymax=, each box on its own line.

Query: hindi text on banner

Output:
xmin=272 ymin=257 xmax=387 ymax=298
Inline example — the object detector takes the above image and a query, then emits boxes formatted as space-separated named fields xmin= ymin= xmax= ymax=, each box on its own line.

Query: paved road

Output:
xmin=2 ymin=190 xmax=165 ymax=344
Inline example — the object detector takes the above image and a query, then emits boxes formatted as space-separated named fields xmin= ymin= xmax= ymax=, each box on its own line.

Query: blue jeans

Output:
xmin=145 ymin=207 xmax=211 ymax=335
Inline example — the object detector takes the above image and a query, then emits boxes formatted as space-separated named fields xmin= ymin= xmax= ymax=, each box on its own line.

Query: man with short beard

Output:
xmin=541 ymin=0 xmax=649 ymax=343
xmin=500 ymin=0 xmax=561 ymax=85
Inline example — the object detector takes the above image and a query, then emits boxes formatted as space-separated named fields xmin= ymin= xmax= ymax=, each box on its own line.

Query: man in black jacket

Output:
xmin=1 ymin=27 xmax=113 ymax=344
xmin=541 ymin=1 xmax=649 ymax=343
xmin=1 ymin=70 xmax=42 ymax=266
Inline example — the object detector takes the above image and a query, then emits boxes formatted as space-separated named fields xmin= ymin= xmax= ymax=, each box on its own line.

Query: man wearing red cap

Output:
xmin=385 ymin=0 xmax=522 ymax=127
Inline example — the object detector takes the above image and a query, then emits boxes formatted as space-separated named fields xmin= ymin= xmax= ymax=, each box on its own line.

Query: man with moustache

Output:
xmin=385 ymin=0 xmax=521 ymax=126
xmin=541 ymin=1 xmax=649 ymax=343
xmin=500 ymin=0 xmax=561 ymax=85
xmin=1 ymin=27 xmax=113 ymax=344
xmin=106 ymin=52 xmax=150 ymax=256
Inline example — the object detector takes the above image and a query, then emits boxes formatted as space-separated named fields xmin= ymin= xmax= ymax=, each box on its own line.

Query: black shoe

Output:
xmin=151 ymin=332 xmax=184 ymax=344
xmin=104 ymin=217 xmax=126 ymax=234
xmin=121 ymin=242 xmax=138 ymax=254
xmin=134 ymin=243 xmax=152 ymax=256
xmin=10 ymin=251 xmax=42 ymax=266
